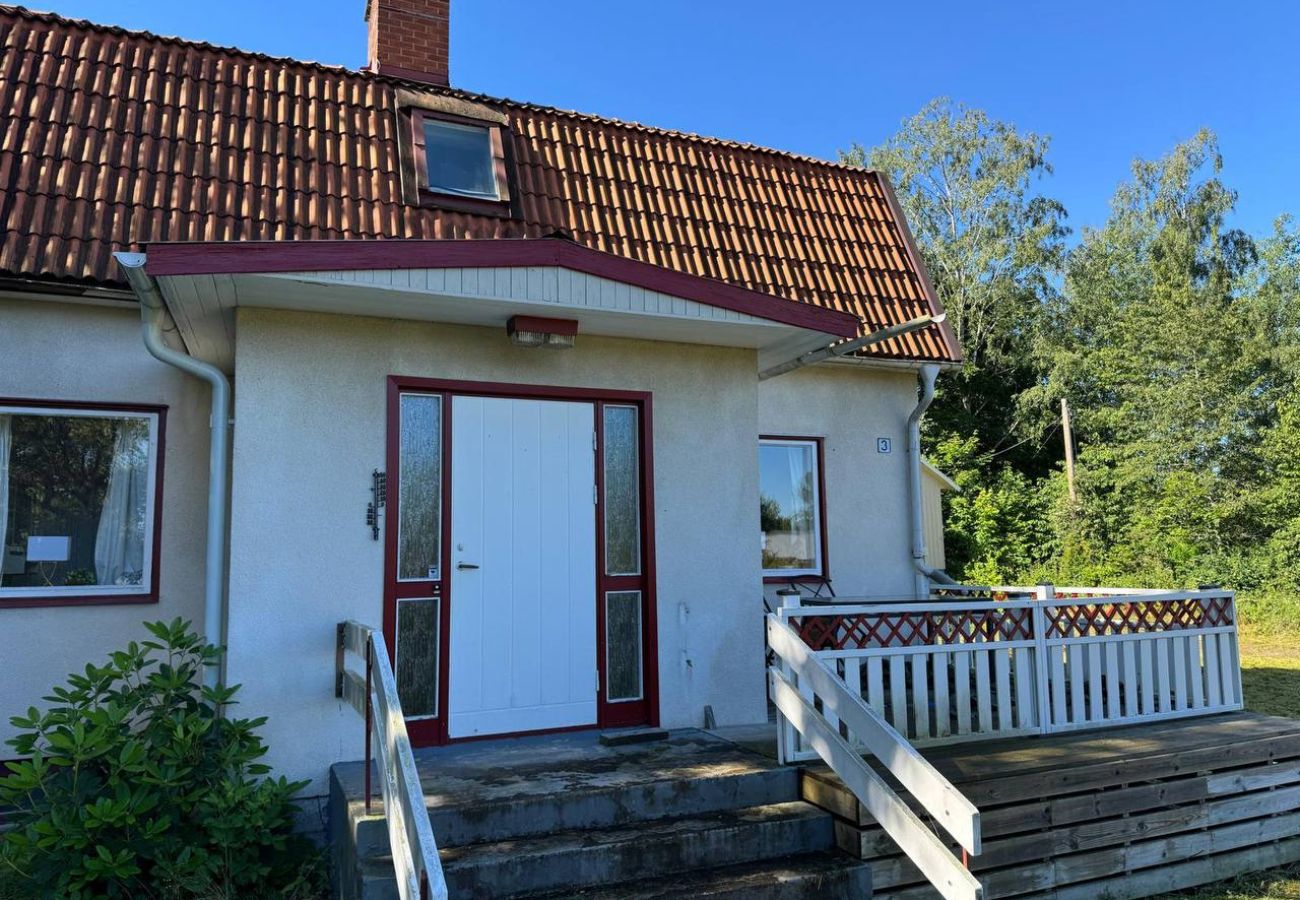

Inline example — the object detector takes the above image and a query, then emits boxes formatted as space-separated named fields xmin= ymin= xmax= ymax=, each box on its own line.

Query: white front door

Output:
xmin=448 ymin=395 xmax=597 ymax=738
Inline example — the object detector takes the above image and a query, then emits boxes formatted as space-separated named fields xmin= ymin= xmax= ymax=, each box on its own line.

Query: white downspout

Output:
xmin=907 ymin=364 xmax=941 ymax=599
xmin=115 ymin=252 xmax=230 ymax=688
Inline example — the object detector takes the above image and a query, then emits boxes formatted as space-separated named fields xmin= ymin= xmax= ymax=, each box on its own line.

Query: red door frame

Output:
xmin=383 ymin=376 xmax=660 ymax=746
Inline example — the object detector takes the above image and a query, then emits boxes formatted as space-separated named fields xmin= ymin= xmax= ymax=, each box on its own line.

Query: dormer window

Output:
xmin=424 ymin=119 xmax=497 ymax=198
xmin=409 ymin=108 xmax=513 ymax=215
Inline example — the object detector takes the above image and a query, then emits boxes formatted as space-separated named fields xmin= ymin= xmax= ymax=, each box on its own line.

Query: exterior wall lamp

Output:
xmin=507 ymin=315 xmax=578 ymax=349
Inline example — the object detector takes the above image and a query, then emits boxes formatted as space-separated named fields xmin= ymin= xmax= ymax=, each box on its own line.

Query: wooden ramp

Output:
xmin=800 ymin=711 xmax=1300 ymax=899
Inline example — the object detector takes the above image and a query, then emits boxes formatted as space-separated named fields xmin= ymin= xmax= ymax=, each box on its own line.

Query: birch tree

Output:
xmin=843 ymin=98 xmax=1068 ymax=467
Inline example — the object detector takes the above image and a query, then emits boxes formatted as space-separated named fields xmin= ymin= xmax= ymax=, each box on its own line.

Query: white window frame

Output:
xmin=0 ymin=404 xmax=161 ymax=601
xmin=759 ymin=437 xmax=825 ymax=579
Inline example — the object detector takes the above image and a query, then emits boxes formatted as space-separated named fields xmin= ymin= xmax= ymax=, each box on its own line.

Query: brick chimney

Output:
xmin=366 ymin=0 xmax=450 ymax=85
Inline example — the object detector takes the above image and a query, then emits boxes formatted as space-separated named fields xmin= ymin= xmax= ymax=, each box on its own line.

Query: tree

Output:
xmin=1034 ymin=130 xmax=1290 ymax=585
xmin=844 ymin=98 xmax=1069 ymax=472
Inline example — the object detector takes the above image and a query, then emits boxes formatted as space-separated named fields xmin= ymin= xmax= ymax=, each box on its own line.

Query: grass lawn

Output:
xmin=1152 ymin=624 xmax=1300 ymax=900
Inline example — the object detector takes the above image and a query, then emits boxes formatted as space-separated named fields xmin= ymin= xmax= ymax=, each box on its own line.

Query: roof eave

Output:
xmin=145 ymin=237 xmax=862 ymax=339
xmin=876 ymin=173 xmax=965 ymax=365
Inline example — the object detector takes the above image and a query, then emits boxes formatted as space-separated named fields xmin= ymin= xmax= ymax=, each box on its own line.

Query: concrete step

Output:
xmin=336 ymin=732 xmax=799 ymax=855
xmin=436 ymin=800 xmax=835 ymax=898
xmin=356 ymin=801 xmax=842 ymax=899
xmin=530 ymin=850 xmax=872 ymax=899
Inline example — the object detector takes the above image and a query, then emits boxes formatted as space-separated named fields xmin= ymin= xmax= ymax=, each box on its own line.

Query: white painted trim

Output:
xmin=157 ymin=263 xmax=835 ymax=373
xmin=821 ymin=354 xmax=963 ymax=373
xmin=768 ymin=655 xmax=983 ymax=900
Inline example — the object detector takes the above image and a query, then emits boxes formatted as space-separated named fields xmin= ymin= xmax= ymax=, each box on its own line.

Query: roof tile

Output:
xmin=0 ymin=4 xmax=957 ymax=361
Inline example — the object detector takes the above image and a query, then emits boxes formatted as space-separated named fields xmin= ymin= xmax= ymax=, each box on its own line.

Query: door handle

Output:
xmin=457 ymin=562 xmax=480 ymax=570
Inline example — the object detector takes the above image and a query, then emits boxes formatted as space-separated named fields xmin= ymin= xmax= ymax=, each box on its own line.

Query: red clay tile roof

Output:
xmin=0 ymin=4 xmax=960 ymax=362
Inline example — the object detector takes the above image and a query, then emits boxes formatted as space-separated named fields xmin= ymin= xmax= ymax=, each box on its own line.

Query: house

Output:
xmin=921 ymin=460 xmax=958 ymax=572
xmin=0 ymin=0 xmax=957 ymax=771
xmin=1 ymin=5 xmax=1288 ymax=900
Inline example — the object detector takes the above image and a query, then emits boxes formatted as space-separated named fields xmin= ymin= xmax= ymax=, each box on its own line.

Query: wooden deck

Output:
xmin=799 ymin=711 xmax=1300 ymax=899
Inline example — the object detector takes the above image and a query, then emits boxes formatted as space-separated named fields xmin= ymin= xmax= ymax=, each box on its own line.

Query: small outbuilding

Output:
xmin=921 ymin=459 xmax=959 ymax=572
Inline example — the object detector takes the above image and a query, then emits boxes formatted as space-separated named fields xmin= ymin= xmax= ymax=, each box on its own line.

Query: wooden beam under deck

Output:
xmin=799 ymin=711 xmax=1300 ymax=900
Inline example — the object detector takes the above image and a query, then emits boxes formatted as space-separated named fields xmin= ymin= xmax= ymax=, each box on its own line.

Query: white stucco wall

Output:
xmin=224 ymin=308 xmax=767 ymax=791
xmin=758 ymin=363 xmax=920 ymax=601
xmin=0 ymin=296 xmax=210 ymax=750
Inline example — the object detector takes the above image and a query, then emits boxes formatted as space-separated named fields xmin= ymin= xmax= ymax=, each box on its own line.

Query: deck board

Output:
xmin=797 ymin=711 xmax=1300 ymax=899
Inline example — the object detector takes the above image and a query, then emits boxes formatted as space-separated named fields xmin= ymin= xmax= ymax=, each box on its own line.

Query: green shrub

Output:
xmin=0 ymin=619 xmax=320 ymax=900
xmin=1237 ymin=591 xmax=1300 ymax=635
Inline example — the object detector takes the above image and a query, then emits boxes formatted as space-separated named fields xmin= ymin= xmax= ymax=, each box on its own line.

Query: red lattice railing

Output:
xmin=774 ymin=587 xmax=1243 ymax=749
xmin=792 ymin=594 xmax=1235 ymax=652
xmin=1043 ymin=596 xmax=1235 ymax=640
xmin=793 ymin=606 xmax=1034 ymax=651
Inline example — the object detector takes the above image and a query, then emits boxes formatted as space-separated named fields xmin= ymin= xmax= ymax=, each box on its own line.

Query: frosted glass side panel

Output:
xmin=396 ymin=597 xmax=439 ymax=718
xmin=398 ymin=394 xmax=442 ymax=581
xmin=606 ymin=591 xmax=643 ymax=702
xmin=603 ymin=405 xmax=641 ymax=576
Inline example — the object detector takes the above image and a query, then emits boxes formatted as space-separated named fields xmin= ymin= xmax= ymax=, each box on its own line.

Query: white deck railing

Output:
xmin=336 ymin=621 xmax=448 ymax=900
xmin=775 ymin=585 xmax=1242 ymax=750
xmin=767 ymin=615 xmax=984 ymax=900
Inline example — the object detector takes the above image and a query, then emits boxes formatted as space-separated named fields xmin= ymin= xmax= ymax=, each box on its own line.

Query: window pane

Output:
xmin=759 ymin=441 xmax=820 ymax=573
xmin=424 ymin=119 xmax=497 ymax=198
xmin=605 ymin=590 xmax=643 ymax=702
xmin=396 ymin=597 xmax=439 ymax=718
xmin=0 ymin=411 xmax=153 ymax=593
xmin=603 ymin=405 xmax=641 ymax=576
xmin=398 ymin=394 xmax=442 ymax=581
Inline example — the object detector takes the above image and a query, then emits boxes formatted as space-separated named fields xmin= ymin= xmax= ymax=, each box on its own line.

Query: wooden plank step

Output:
xmin=830 ymin=759 xmax=1300 ymax=857
xmin=803 ymin=727 xmax=1300 ymax=819
xmin=979 ymin=758 xmax=1300 ymax=838
xmin=858 ymin=782 xmax=1300 ymax=886
xmin=874 ymin=809 xmax=1300 ymax=898
xmin=874 ymin=836 xmax=1300 ymax=900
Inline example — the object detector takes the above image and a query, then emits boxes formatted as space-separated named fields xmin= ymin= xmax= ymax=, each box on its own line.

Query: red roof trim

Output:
xmin=507 ymin=315 xmax=579 ymax=337
xmin=877 ymin=174 xmax=964 ymax=364
xmin=145 ymin=239 xmax=861 ymax=338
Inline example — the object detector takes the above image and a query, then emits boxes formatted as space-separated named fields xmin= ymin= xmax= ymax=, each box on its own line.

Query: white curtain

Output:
xmin=0 ymin=415 xmax=10 ymax=580
xmin=94 ymin=419 xmax=149 ymax=586
xmin=787 ymin=444 xmax=813 ymax=557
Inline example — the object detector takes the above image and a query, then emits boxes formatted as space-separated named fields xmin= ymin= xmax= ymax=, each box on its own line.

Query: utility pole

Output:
xmin=1061 ymin=398 xmax=1077 ymax=503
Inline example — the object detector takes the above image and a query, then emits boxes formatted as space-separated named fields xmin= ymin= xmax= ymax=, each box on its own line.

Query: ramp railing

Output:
xmin=336 ymin=620 xmax=447 ymax=900
xmin=767 ymin=614 xmax=984 ymax=900
xmin=776 ymin=586 xmax=1242 ymax=747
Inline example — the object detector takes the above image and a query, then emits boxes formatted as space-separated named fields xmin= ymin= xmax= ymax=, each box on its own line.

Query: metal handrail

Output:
xmin=337 ymin=621 xmax=448 ymax=900
xmin=767 ymin=615 xmax=983 ymax=900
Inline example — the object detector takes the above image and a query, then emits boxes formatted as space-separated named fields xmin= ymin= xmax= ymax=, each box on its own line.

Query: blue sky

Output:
xmin=54 ymin=0 xmax=1298 ymax=239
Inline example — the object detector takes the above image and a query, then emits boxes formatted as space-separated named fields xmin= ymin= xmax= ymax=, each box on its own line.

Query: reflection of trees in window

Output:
xmin=795 ymin=469 xmax=815 ymax=530
xmin=760 ymin=467 xmax=818 ymax=571
xmin=760 ymin=495 xmax=786 ymax=534
xmin=11 ymin=416 xmax=114 ymax=534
